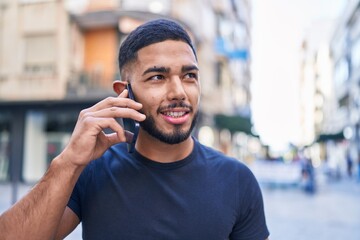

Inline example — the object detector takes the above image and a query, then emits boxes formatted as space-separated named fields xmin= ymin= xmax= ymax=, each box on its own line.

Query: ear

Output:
xmin=113 ymin=80 xmax=128 ymax=95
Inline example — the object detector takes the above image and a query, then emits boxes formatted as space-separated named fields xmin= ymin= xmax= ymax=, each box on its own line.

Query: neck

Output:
xmin=135 ymin=130 xmax=194 ymax=163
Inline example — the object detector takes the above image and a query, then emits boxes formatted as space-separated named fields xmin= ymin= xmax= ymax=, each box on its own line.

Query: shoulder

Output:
xmin=194 ymin=139 xmax=233 ymax=162
xmin=194 ymin=140 xmax=255 ymax=179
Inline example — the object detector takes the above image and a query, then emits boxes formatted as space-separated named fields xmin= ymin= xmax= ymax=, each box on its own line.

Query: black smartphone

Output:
xmin=122 ymin=84 xmax=139 ymax=153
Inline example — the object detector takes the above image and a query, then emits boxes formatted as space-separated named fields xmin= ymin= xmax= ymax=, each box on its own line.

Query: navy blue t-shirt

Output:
xmin=68 ymin=139 xmax=269 ymax=240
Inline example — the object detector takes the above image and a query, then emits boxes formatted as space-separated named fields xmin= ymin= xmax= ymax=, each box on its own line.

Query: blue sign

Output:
xmin=215 ymin=37 xmax=248 ymax=60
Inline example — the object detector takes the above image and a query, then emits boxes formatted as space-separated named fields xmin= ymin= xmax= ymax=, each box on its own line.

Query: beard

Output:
xmin=140 ymin=108 xmax=199 ymax=145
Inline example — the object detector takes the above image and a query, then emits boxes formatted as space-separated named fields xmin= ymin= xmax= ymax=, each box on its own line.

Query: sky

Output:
xmin=251 ymin=0 xmax=349 ymax=151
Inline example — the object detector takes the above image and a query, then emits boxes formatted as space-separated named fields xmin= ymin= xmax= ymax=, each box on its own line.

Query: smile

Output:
xmin=160 ymin=108 xmax=191 ymax=125
xmin=162 ymin=111 xmax=187 ymax=118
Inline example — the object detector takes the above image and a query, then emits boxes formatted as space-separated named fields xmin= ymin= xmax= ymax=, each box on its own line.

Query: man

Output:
xmin=0 ymin=19 xmax=269 ymax=240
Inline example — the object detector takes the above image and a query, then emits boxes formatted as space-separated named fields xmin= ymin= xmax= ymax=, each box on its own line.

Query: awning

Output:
xmin=214 ymin=114 xmax=252 ymax=135
xmin=316 ymin=131 xmax=345 ymax=142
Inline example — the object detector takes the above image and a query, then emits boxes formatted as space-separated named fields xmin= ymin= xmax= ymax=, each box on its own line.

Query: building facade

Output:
xmin=330 ymin=0 xmax=360 ymax=175
xmin=299 ymin=0 xmax=360 ymax=176
xmin=0 ymin=0 xmax=254 ymax=184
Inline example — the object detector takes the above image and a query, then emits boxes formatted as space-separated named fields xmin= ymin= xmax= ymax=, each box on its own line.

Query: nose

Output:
xmin=167 ymin=77 xmax=186 ymax=101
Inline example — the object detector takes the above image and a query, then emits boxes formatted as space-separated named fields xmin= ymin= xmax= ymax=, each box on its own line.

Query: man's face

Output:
xmin=129 ymin=40 xmax=201 ymax=144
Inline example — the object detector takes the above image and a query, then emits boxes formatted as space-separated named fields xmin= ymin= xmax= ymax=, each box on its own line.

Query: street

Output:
xmin=1 ymin=177 xmax=359 ymax=240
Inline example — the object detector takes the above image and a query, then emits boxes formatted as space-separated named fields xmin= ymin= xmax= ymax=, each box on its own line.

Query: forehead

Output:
xmin=135 ymin=40 xmax=197 ymax=68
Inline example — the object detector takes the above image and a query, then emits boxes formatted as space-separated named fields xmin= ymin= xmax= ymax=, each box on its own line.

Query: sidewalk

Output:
xmin=261 ymin=178 xmax=360 ymax=240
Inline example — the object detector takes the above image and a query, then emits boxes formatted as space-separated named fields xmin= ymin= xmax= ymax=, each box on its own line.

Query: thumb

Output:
xmin=105 ymin=132 xmax=124 ymax=146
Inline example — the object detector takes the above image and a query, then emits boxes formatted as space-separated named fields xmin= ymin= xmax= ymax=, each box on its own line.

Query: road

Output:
xmin=1 ymin=178 xmax=359 ymax=240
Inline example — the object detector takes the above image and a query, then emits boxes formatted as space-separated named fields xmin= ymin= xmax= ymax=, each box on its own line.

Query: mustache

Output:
xmin=157 ymin=101 xmax=193 ymax=113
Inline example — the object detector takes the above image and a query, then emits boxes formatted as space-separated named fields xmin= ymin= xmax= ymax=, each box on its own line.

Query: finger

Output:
xmin=86 ymin=116 xmax=141 ymax=144
xmin=103 ymin=119 xmax=139 ymax=145
xmin=75 ymin=115 xmax=125 ymax=139
xmin=85 ymin=107 xmax=146 ymax=122
xmin=104 ymin=132 xmax=125 ymax=146
xmin=119 ymin=89 xmax=128 ymax=98
xmin=103 ymin=131 xmax=134 ymax=148
xmin=84 ymin=96 xmax=142 ymax=114
xmin=101 ymin=119 xmax=128 ymax=143
xmin=118 ymin=98 xmax=143 ymax=110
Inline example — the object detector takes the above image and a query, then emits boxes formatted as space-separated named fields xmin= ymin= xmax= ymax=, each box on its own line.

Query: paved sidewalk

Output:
xmin=262 ymin=178 xmax=360 ymax=240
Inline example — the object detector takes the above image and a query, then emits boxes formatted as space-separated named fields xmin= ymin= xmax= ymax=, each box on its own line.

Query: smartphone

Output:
xmin=122 ymin=84 xmax=139 ymax=153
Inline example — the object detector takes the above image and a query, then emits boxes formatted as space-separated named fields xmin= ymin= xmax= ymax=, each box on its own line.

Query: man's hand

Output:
xmin=0 ymin=90 xmax=146 ymax=240
xmin=60 ymin=89 xmax=146 ymax=167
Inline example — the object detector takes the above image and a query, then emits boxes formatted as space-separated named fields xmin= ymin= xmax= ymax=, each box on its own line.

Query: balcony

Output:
xmin=66 ymin=71 xmax=115 ymax=100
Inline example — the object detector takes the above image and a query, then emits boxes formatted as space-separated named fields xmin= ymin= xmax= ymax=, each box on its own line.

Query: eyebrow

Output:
xmin=182 ymin=65 xmax=199 ymax=72
xmin=142 ymin=65 xmax=199 ymax=76
xmin=142 ymin=66 xmax=169 ymax=76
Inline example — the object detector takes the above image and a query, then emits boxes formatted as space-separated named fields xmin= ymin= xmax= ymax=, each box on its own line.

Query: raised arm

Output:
xmin=0 ymin=90 xmax=145 ymax=240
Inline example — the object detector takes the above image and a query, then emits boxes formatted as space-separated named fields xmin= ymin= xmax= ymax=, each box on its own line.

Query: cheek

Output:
xmin=140 ymin=95 xmax=160 ymax=113
xmin=188 ymin=88 xmax=200 ymax=104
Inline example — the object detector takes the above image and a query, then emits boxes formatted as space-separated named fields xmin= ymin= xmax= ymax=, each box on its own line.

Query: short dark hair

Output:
xmin=118 ymin=18 xmax=197 ymax=73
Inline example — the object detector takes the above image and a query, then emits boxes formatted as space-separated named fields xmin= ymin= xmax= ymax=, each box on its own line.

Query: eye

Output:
xmin=148 ymin=75 xmax=165 ymax=81
xmin=184 ymin=72 xmax=198 ymax=81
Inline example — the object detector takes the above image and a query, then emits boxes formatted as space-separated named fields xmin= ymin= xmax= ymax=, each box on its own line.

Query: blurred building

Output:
xmin=329 ymin=0 xmax=360 ymax=174
xmin=299 ymin=41 xmax=317 ymax=147
xmin=299 ymin=19 xmax=339 ymax=168
xmin=299 ymin=0 xmax=360 ymax=175
xmin=0 ymin=0 xmax=254 ymax=184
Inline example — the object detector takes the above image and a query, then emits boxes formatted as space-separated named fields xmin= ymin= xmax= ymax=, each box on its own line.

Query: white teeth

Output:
xmin=164 ymin=112 xmax=186 ymax=118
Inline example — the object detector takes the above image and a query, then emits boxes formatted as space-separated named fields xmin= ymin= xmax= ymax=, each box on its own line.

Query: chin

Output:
xmin=141 ymin=112 xmax=198 ymax=145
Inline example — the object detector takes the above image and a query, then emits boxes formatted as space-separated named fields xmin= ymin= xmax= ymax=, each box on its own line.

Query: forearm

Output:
xmin=0 ymin=154 xmax=84 ymax=240
xmin=0 ymin=93 xmax=136 ymax=239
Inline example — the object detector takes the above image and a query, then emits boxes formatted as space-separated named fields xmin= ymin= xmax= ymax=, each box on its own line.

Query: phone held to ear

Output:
xmin=122 ymin=84 xmax=139 ymax=153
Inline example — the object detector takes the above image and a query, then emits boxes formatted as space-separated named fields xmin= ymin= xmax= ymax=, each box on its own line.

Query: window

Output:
xmin=334 ymin=58 xmax=349 ymax=86
xmin=23 ymin=110 xmax=75 ymax=182
xmin=23 ymin=35 xmax=56 ymax=76
xmin=339 ymin=94 xmax=350 ymax=108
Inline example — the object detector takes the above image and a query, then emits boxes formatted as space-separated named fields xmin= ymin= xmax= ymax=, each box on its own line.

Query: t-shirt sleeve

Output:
xmin=67 ymin=163 xmax=93 ymax=221
xmin=67 ymin=182 xmax=82 ymax=221
xmin=230 ymin=167 xmax=270 ymax=240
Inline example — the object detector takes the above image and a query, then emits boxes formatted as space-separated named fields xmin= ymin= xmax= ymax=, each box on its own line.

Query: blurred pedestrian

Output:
xmin=0 ymin=19 xmax=269 ymax=240
xmin=346 ymin=150 xmax=353 ymax=178
xmin=357 ymin=153 xmax=360 ymax=182
xmin=300 ymin=152 xmax=316 ymax=194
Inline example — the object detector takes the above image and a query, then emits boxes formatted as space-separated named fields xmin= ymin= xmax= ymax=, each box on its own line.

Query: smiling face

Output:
xmin=126 ymin=40 xmax=201 ymax=144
